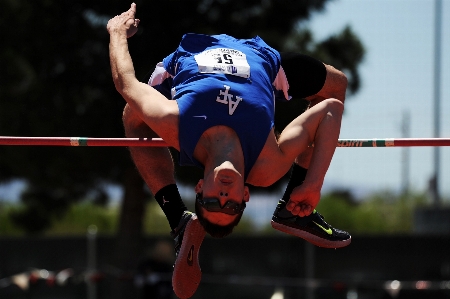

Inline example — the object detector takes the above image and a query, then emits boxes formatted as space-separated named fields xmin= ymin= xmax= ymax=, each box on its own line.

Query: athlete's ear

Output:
xmin=243 ymin=185 xmax=250 ymax=202
xmin=195 ymin=179 xmax=204 ymax=194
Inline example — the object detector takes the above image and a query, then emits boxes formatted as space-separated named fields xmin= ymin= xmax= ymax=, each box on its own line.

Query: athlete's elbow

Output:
xmin=112 ymin=72 xmax=125 ymax=93
xmin=331 ymin=70 xmax=347 ymax=104
xmin=327 ymin=64 xmax=348 ymax=87
xmin=113 ymin=79 xmax=124 ymax=95
xmin=324 ymin=65 xmax=348 ymax=104
xmin=113 ymin=75 xmax=135 ymax=98
xmin=338 ymin=70 xmax=348 ymax=99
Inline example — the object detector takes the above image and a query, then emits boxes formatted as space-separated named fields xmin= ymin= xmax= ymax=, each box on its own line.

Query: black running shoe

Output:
xmin=170 ymin=211 xmax=205 ymax=299
xmin=271 ymin=200 xmax=351 ymax=248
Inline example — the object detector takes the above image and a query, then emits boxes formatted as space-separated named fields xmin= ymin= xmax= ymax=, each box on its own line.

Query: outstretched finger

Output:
xmin=129 ymin=3 xmax=137 ymax=15
xmin=121 ymin=3 xmax=136 ymax=18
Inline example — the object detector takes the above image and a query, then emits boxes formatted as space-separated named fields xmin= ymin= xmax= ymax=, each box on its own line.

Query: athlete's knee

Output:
xmin=322 ymin=98 xmax=344 ymax=115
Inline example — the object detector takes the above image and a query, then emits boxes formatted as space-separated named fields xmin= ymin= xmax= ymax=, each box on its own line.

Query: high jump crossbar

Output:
xmin=0 ymin=136 xmax=450 ymax=147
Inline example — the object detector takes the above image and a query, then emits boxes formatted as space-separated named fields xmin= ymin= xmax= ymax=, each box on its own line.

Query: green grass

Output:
xmin=306 ymin=190 xmax=429 ymax=234
xmin=0 ymin=204 xmax=23 ymax=235
xmin=47 ymin=202 xmax=119 ymax=235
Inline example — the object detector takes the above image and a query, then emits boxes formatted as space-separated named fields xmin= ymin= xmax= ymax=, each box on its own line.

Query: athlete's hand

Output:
xmin=107 ymin=3 xmax=140 ymax=38
xmin=286 ymin=183 xmax=321 ymax=217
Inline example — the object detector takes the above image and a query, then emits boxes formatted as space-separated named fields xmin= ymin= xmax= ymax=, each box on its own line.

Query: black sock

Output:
xmin=281 ymin=164 xmax=308 ymax=203
xmin=275 ymin=164 xmax=308 ymax=217
xmin=154 ymin=184 xmax=187 ymax=230
xmin=282 ymin=163 xmax=308 ymax=202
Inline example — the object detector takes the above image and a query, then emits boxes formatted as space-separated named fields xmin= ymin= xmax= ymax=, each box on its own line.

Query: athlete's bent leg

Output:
xmin=123 ymin=104 xmax=205 ymax=298
xmin=277 ymin=98 xmax=343 ymax=212
xmin=123 ymin=103 xmax=187 ymax=228
xmin=272 ymin=98 xmax=351 ymax=248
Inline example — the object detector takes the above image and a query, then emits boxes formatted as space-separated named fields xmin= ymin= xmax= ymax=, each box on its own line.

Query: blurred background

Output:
xmin=0 ymin=0 xmax=449 ymax=298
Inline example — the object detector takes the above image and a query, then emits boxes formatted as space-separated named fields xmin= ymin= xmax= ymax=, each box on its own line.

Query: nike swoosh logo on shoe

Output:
xmin=187 ymin=245 xmax=194 ymax=266
xmin=313 ymin=221 xmax=333 ymax=235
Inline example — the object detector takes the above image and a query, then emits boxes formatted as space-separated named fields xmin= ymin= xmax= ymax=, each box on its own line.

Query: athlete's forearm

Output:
xmin=108 ymin=34 xmax=164 ymax=124
xmin=109 ymin=33 xmax=137 ymax=97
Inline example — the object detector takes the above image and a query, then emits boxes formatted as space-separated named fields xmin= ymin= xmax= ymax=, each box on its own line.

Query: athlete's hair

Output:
xmin=194 ymin=192 xmax=243 ymax=238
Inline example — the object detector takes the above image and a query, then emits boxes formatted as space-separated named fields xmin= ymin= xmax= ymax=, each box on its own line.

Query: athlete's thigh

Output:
xmin=247 ymin=130 xmax=294 ymax=187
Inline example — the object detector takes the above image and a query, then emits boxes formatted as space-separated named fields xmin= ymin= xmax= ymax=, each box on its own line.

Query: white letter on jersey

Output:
xmin=229 ymin=96 xmax=242 ymax=115
xmin=216 ymin=85 xmax=243 ymax=115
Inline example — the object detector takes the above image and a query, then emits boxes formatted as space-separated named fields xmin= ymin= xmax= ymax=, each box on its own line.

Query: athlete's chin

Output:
xmin=215 ymin=164 xmax=242 ymax=181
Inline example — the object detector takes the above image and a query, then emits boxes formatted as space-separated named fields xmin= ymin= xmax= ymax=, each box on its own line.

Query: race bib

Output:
xmin=194 ymin=48 xmax=251 ymax=78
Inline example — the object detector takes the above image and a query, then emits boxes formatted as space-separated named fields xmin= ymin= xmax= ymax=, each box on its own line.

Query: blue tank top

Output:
xmin=162 ymin=34 xmax=281 ymax=178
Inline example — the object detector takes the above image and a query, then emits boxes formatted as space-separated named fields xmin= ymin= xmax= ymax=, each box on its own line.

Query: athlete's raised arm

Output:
xmin=107 ymin=3 xmax=180 ymax=149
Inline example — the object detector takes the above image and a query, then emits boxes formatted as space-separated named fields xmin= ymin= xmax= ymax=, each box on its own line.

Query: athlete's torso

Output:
xmin=162 ymin=34 xmax=281 ymax=178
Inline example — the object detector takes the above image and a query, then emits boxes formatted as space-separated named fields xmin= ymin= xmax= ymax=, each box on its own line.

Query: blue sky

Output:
xmin=307 ymin=0 xmax=450 ymax=199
